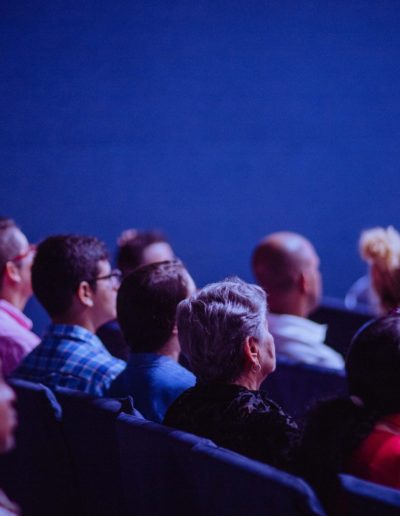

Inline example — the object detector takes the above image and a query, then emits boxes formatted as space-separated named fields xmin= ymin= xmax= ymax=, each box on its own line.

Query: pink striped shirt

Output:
xmin=0 ymin=300 xmax=40 ymax=377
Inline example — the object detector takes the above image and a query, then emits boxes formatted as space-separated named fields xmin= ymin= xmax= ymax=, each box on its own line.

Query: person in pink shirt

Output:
xmin=0 ymin=218 xmax=39 ymax=377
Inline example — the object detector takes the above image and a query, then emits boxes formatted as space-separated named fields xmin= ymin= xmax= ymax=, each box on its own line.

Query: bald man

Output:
xmin=252 ymin=232 xmax=344 ymax=369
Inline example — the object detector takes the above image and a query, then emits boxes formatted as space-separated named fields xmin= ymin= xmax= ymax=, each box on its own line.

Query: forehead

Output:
xmin=141 ymin=242 xmax=174 ymax=266
xmin=96 ymin=259 xmax=112 ymax=275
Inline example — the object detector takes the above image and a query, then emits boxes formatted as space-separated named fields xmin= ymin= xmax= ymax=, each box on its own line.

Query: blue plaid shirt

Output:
xmin=12 ymin=324 xmax=125 ymax=397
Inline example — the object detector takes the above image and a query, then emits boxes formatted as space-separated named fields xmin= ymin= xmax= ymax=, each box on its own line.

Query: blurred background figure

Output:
xmin=252 ymin=231 xmax=344 ymax=369
xmin=297 ymin=314 xmax=400 ymax=512
xmin=0 ymin=367 xmax=19 ymax=515
xmin=116 ymin=229 xmax=174 ymax=279
xmin=97 ymin=229 xmax=175 ymax=360
xmin=0 ymin=218 xmax=39 ymax=378
xmin=346 ymin=226 xmax=400 ymax=316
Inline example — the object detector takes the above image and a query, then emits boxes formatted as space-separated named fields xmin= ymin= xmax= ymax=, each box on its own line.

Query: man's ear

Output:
xmin=76 ymin=281 xmax=94 ymax=308
xmin=171 ymin=323 xmax=178 ymax=336
xmin=3 ymin=261 xmax=21 ymax=284
xmin=298 ymin=271 xmax=308 ymax=294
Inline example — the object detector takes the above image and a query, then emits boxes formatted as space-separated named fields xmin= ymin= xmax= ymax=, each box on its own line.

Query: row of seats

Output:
xmin=262 ymin=357 xmax=347 ymax=421
xmin=1 ymin=379 xmax=400 ymax=516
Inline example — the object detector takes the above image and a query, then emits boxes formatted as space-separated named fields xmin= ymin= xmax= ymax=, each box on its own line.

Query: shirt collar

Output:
xmin=267 ymin=312 xmax=327 ymax=343
xmin=45 ymin=323 xmax=103 ymax=348
xmin=0 ymin=299 xmax=33 ymax=330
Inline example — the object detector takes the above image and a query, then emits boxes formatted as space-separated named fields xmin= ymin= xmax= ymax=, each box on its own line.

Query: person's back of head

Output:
xmin=360 ymin=226 xmax=400 ymax=314
xmin=117 ymin=260 xmax=195 ymax=354
xmin=297 ymin=314 xmax=400 ymax=511
xmin=252 ymin=231 xmax=321 ymax=317
xmin=32 ymin=235 xmax=117 ymax=331
xmin=116 ymin=229 xmax=174 ymax=279
xmin=0 ymin=217 xmax=35 ymax=310
xmin=177 ymin=277 xmax=275 ymax=385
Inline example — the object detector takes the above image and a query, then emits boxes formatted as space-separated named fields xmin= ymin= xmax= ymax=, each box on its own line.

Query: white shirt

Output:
xmin=267 ymin=313 xmax=345 ymax=370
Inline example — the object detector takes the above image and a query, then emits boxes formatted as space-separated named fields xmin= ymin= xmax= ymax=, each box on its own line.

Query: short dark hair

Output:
xmin=32 ymin=235 xmax=109 ymax=317
xmin=116 ymin=230 xmax=169 ymax=277
xmin=117 ymin=260 xmax=192 ymax=352
xmin=177 ymin=277 xmax=267 ymax=384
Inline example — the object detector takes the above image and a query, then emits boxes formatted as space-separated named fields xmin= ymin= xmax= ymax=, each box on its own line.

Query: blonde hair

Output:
xmin=360 ymin=226 xmax=400 ymax=312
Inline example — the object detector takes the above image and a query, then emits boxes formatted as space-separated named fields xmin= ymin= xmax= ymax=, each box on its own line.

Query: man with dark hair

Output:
xmin=108 ymin=260 xmax=196 ymax=422
xmin=0 ymin=217 xmax=39 ymax=377
xmin=12 ymin=235 xmax=124 ymax=395
xmin=97 ymin=228 xmax=174 ymax=360
xmin=252 ymin=231 xmax=344 ymax=369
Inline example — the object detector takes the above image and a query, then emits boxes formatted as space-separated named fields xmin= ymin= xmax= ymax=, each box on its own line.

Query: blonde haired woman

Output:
xmin=360 ymin=226 xmax=400 ymax=314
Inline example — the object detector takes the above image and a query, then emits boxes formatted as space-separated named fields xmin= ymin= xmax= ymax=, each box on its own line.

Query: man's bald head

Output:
xmin=252 ymin=232 xmax=321 ymax=316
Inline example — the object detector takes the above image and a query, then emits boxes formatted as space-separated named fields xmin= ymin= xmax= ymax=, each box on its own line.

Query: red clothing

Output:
xmin=348 ymin=414 xmax=400 ymax=489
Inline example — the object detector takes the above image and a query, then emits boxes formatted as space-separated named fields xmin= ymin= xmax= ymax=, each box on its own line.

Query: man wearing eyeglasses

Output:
xmin=12 ymin=234 xmax=125 ymax=396
xmin=0 ymin=217 xmax=40 ymax=377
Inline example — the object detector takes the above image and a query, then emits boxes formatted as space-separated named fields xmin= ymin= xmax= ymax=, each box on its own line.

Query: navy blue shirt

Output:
xmin=108 ymin=352 xmax=196 ymax=422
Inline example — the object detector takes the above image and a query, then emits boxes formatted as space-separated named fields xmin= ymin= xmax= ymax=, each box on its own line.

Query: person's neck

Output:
xmin=51 ymin=312 xmax=96 ymax=334
xmin=0 ymin=289 xmax=28 ymax=312
xmin=231 ymin=373 xmax=261 ymax=391
xmin=156 ymin=336 xmax=181 ymax=362
xmin=269 ymin=298 xmax=310 ymax=318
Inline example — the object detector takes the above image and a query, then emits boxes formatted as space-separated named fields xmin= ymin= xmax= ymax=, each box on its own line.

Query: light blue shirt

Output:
xmin=108 ymin=352 xmax=196 ymax=423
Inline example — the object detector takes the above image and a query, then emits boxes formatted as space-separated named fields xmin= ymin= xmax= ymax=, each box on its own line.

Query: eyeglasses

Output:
xmin=93 ymin=269 xmax=122 ymax=287
xmin=9 ymin=244 xmax=36 ymax=264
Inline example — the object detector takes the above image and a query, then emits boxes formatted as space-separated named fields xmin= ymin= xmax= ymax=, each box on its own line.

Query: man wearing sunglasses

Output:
xmin=0 ymin=217 xmax=40 ymax=377
xmin=12 ymin=234 xmax=124 ymax=396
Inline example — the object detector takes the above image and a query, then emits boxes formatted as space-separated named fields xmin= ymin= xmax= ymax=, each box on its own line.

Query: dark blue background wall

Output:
xmin=1 ymin=1 xmax=400 ymax=333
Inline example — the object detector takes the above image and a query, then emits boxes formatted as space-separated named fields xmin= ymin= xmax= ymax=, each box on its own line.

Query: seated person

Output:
xmin=0 ymin=369 xmax=19 ymax=514
xmin=97 ymin=229 xmax=174 ymax=360
xmin=252 ymin=231 xmax=344 ymax=369
xmin=297 ymin=314 xmax=400 ymax=512
xmin=0 ymin=217 xmax=39 ymax=377
xmin=357 ymin=225 xmax=400 ymax=315
xmin=108 ymin=261 xmax=196 ymax=422
xmin=12 ymin=235 xmax=124 ymax=395
xmin=164 ymin=277 xmax=299 ymax=470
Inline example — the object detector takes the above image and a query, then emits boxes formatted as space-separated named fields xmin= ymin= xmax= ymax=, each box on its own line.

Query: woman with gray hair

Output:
xmin=164 ymin=277 xmax=299 ymax=469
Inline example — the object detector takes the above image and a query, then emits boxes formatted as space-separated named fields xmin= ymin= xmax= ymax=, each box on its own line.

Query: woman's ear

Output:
xmin=76 ymin=281 xmax=94 ymax=308
xmin=243 ymin=336 xmax=259 ymax=366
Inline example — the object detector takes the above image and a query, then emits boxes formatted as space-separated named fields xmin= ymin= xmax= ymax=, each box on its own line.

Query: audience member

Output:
xmin=358 ymin=225 xmax=400 ymax=314
xmin=12 ymin=235 xmax=124 ymax=395
xmin=0 ymin=370 xmax=19 ymax=515
xmin=108 ymin=261 xmax=196 ymax=422
xmin=0 ymin=218 xmax=39 ymax=377
xmin=116 ymin=229 xmax=174 ymax=279
xmin=164 ymin=277 xmax=299 ymax=470
xmin=252 ymin=231 xmax=344 ymax=369
xmin=297 ymin=315 xmax=400 ymax=511
xmin=97 ymin=229 xmax=174 ymax=360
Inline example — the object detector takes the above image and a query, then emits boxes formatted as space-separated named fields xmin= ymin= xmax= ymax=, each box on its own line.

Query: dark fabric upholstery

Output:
xmin=0 ymin=379 xmax=80 ymax=516
xmin=117 ymin=413 xmax=214 ymax=515
xmin=310 ymin=297 xmax=372 ymax=356
xmin=339 ymin=474 xmax=400 ymax=516
xmin=189 ymin=443 xmax=325 ymax=516
xmin=262 ymin=357 xmax=347 ymax=422
xmin=55 ymin=387 xmax=137 ymax=516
